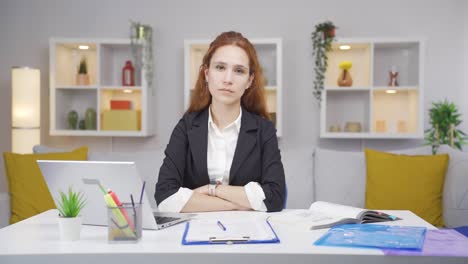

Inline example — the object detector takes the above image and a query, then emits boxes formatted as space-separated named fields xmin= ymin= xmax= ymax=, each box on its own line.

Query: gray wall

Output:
xmin=0 ymin=0 xmax=466 ymax=193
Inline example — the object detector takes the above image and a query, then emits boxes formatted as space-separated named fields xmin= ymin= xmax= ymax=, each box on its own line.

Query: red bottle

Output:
xmin=122 ymin=60 xmax=135 ymax=86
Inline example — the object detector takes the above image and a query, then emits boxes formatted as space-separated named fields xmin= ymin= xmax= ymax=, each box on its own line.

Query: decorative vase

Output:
xmin=337 ymin=69 xmax=353 ymax=87
xmin=58 ymin=216 xmax=82 ymax=241
xmin=79 ymin=119 xmax=86 ymax=130
xmin=344 ymin=122 xmax=362 ymax=132
xmin=85 ymin=108 xmax=97 ymax=130
xmin=67 ymin=110 xmax=78 ymax=129
xmin=323 ymin=28 xmax=336 ymax=39
xmin=76 ymin=74 xmax=90 ymax=86
xmin=122 ymin=60 xmax=135 ymax=86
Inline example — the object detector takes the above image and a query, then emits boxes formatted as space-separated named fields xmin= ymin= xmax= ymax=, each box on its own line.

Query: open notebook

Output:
xmin=270 ymin=201 xmax=400 ymax=230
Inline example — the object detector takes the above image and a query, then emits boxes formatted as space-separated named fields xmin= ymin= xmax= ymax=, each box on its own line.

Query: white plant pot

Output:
xmin=58 ymin=216 xmax=82 ymax=241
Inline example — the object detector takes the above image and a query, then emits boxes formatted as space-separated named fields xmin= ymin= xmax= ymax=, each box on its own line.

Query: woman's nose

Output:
xmin=223 ymin=69 xmax=233 ymax=84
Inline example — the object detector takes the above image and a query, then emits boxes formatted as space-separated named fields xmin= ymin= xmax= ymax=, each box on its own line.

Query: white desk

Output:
xmin=0 ymin=209 xmax=466 ymax=264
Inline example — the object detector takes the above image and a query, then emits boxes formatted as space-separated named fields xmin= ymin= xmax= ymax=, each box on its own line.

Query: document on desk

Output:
xmin=182 ymin=219 xmax=280 ymax=245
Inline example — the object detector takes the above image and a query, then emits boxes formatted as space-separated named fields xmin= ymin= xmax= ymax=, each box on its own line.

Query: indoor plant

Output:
xmin=76 ymin=56 xmax=90 ymax=85
xmin=311 ymin=20 xmax=337 ymax=102
xmin=425 ymin=99 xmax=467 ymax=154
xmin=57 ymin=187 xmax=86 ymax=241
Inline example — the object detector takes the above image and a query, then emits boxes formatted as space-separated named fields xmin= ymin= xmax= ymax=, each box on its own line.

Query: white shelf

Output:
xmin=373 ymin=86 xmax=418 ymax=91
xmin=320 ymin=38 xmax=424 ymax=139
xmin=56 ymin=86 xmax=99 ymax=90
xmin=321 ymin=132 xmax=422 ymax=139
xmin=49 ymin=38 xmax=155 ymax=137
xmin=184 ymin=38 xmax=283 ymax=136
xmin=325 ymin=87 xmax=371 ymax=91
xmin=50 ymin=129 xmax=151 ymax=137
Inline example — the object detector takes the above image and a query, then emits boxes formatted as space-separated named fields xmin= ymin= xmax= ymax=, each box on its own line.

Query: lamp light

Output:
xmin=339 ymin=45 xmax=351 ymax=50
xmin=11 ymin=67 xmax=40 ymax=154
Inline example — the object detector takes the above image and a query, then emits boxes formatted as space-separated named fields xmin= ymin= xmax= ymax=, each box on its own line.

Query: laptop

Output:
xmin=37 ymin=160 xmax=192 ymax=230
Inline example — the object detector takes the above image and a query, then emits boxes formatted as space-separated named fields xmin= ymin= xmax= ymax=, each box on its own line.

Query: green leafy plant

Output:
xmin=425 ymin=99 xmax=468 ymax=154
xmin=78 ymin=57 xmax=88 ymax=74
xmin=311 ymin=20 xmax=337 ymax=102
xmin=57 ymin=187 xmax=86 ymax=218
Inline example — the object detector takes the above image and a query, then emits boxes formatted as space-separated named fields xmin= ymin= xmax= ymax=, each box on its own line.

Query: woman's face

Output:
xmin=205 ymin=45 xmax=253 ymax=107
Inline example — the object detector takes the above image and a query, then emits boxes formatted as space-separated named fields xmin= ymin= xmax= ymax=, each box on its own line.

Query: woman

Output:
xmin=155 ymin=31 xmax=285 ymax=213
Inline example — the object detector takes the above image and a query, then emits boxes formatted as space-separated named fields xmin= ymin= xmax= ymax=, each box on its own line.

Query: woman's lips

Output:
xmin=219 ymin=88 xmax=234 ymax=93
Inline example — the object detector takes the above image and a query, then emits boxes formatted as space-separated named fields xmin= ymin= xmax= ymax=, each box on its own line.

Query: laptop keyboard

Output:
xmin=155 ymin=216 xmax=180 ymax=224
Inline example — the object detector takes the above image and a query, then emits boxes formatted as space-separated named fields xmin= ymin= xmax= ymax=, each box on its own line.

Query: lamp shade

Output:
xmin=11 ymin=67 xmax=40 ymax=153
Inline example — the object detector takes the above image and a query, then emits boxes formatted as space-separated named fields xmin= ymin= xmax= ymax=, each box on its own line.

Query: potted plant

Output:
xmin=311 ymin=20 xmax=337 ymax=102
xmin=76 ymin=56 xmax=90 ymax=85
xmin=425 ymin=99 xmax=468 ymax=154
xmin=56 ymin=187 xmax=86 ymax=241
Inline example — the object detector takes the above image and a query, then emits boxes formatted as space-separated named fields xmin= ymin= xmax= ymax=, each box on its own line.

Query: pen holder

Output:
xmin=107 ymin=202 xmax=142 ymax=243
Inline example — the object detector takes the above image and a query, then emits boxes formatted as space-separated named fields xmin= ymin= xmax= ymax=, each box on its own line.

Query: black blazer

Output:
xmin=155 ymin=107 xmax=285 ymax=212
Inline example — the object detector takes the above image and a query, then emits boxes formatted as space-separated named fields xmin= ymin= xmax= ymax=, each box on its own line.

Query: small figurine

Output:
xmin=388 ymin=66 xmax=399 ymax=87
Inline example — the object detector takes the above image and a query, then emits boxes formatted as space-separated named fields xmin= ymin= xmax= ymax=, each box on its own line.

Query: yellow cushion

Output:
xmin=3 ymin=147 xmax=88 ymax=224
xmin=364 ymin=148 xmax=449 ymax=227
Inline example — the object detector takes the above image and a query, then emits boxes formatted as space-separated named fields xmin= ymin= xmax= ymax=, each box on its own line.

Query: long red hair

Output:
xmin=186 ymin=31 xmax=270 ymax=120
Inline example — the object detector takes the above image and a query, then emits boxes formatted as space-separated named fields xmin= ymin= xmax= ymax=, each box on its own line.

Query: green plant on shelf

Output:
xmin=78 ymin=57 xmax=88 ymax=75
xmin=311 ymin=20 xmax=337 ymax=103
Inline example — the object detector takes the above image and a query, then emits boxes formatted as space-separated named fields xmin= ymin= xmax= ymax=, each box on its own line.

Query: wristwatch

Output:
xmin=208 ymin=184 xmax=217 ymax=196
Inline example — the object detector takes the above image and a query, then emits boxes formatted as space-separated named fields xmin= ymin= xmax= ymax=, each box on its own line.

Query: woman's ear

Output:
xmin=204 ymin=65 xmax=209 ymax=81
xmin=247 ymin=74 xmax=254 ymax=89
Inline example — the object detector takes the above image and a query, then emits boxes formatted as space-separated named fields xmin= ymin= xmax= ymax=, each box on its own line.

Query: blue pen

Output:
xmin=217 ymin=220 xmax=226 ymax=231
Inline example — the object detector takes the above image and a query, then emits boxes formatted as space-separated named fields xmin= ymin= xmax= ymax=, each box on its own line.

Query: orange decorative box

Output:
xmin=110 ymin=100 xmax=132 ymax=110
xmin=101 ymin=110 xmax=141 ymax=131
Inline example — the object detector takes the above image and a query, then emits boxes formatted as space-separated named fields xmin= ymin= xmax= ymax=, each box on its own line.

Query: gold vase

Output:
xmin=337 ymin=69 xmax=353 ymax=87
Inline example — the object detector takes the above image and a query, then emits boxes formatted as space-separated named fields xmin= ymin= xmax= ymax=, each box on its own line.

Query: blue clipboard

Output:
xmin=181 ymin=219 xmax=280 ymax=245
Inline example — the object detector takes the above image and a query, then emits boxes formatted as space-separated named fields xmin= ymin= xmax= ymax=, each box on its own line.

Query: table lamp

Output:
xmin=11 ymin=67 xmax=40 ymax=154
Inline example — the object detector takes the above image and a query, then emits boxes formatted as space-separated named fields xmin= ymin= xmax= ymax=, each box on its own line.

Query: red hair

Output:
xmin=186 ymin=31 xmax=270 ymax=120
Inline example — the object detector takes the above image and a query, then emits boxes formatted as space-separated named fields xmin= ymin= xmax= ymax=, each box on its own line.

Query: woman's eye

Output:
xmin=234 ymin=68 xmax=246 ymax=74
xmin=215 ymin=65 xmax=225 ymax=71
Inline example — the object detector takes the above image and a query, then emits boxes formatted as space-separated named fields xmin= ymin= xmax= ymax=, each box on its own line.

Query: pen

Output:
xmin=217 ymin=220 xmax=226 ymax=231
xmin=139 ymin=181 xmax=146 ymax=204
xmin=130 ymin=194 xmax=136 ymax=215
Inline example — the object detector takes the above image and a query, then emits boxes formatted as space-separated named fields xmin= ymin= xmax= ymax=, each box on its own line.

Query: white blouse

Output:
xmin=158 ymin=107 xmax=268 ymax=212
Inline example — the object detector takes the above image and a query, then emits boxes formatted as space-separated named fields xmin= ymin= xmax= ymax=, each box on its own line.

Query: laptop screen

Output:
xmin=37 ymin=160 xmax=158 ymax=229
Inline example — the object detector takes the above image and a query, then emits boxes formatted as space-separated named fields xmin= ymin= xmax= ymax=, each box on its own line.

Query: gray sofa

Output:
xmin=0 ymin=144 xmax=467 ymax=228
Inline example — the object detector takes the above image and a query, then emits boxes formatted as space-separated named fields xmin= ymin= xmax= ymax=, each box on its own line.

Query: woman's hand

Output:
xmin=194 ymin=184 xmax=209 ymax=195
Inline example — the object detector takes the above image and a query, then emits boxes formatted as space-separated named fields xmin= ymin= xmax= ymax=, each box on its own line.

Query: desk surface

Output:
xmin=0 ymin=209 xmax=465 ymax=264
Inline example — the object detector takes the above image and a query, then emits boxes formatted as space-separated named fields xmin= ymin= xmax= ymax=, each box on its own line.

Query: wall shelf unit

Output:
xmin=184 ymin=39 xmax=283 ymax=136
xmin=320 ymin=38 xmax=424 ymax=139
xmin=49 ymin=38 xmax=155 ymax=137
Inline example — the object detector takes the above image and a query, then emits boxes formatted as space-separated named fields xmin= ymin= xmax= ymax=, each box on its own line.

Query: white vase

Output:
xmin=58 ymin=216 xmax=82 ymax=241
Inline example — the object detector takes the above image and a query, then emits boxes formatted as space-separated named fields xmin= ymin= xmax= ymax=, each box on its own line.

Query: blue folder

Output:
xmin=181 ymin=219 xmax=280 ymax=245
xmin=314 ymin=224 xmax=426 ymax=250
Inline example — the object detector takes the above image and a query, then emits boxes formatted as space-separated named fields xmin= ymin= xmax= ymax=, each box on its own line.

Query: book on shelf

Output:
xmin=270 ymin=201 xmax=401 ymax=230
xmin=110 ymin=100 xmax=132 ymax=110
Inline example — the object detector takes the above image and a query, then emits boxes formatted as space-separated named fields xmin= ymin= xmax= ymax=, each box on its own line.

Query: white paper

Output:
xmin=185 ymin=219 xmax=276 ymax=242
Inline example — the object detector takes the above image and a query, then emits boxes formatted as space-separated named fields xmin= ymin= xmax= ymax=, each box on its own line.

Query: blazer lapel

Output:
xmin=187 ymin=109 xmax=209 ymax=183
xmin=229 ymin=108 xmax=258 ymax=183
